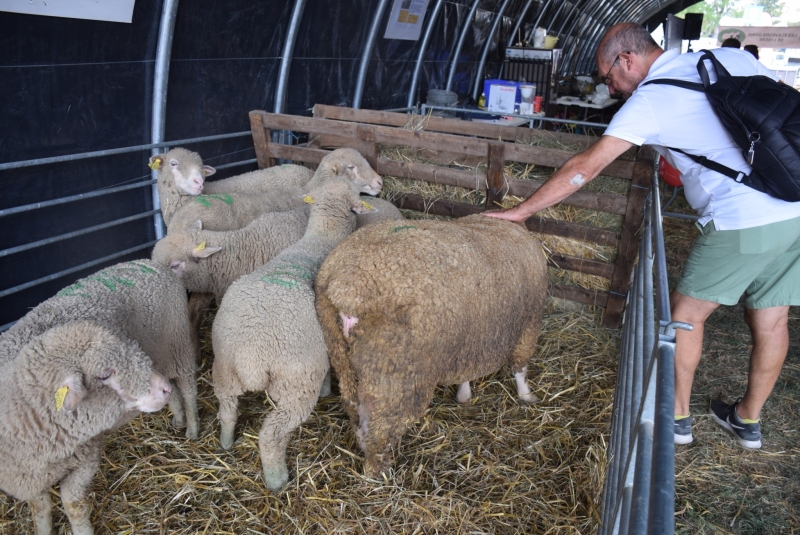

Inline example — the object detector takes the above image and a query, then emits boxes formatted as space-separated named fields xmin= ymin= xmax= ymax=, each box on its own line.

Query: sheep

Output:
xmin=314 ymin=214 xmax=548 ymax=478
xmin=150 ymin=207 xmax=309 ymax=303
xmin=0 ymin=320 xmax=172 ymax=535
xmin=150 ymin=147 xmax=383 ymax=226
xmin=211 ymin=177 xmax=376 ymax=491
xmin=1 ymin=259 xmax=200 ymax=440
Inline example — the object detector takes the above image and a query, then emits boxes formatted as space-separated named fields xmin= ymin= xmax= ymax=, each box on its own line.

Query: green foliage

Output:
xmin=676 ymin=0 xmax=788 ymax=38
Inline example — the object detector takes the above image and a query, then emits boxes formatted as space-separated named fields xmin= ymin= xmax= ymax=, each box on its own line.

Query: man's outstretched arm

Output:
xmin=483 ymin=135 xmax=634 ymax=223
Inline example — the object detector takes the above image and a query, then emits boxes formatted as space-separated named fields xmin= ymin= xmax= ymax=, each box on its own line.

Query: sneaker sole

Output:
xmin=712 ymin=414 xmax=762 ymax=449
xmin=674 ymin=433 xmax=693 ymax=445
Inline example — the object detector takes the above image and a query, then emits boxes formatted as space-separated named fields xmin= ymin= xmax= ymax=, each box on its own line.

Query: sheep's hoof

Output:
xmin=262 ymin=466 xmax=289 ymax=492
xmin=185 ymin=421 xmax=199 ymax=440
xmin=518 ymin=392 xmax=540 ymax=404
xmin=220 ymin=431 xmax=234 ymax=450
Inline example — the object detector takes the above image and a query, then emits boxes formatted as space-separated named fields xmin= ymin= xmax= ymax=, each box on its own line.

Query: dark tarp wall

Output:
xmin=0 ymin=0 xmax=542 ymax=327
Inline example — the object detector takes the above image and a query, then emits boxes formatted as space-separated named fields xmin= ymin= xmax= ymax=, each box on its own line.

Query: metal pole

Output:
xmin=446 ymin=0 xmax=482 ymax=92
xmin=559 ymin=0 xmax=604 ymax=76
xmin=472 ymin=0 xmax=514 ymax=101
xmin=275 ymin=0 xmax=307 ymax=115
xmin=353 ymin=0 xmax=391 ymax=109
xmin=150 ymin=0 xmax=180 ymax=240
xmin=506 ymin=0 xmax=536 ymax=46
xmin=407 ymin=0 xmax=446 ymax=108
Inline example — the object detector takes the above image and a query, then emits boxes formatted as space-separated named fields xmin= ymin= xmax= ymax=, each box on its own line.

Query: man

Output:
xmin=484 ymin=23 xmax=800 ymax=449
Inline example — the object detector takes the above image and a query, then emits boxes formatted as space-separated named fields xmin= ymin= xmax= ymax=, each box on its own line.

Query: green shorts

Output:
xmin=675 ymin=216 xmax=800 ymax=309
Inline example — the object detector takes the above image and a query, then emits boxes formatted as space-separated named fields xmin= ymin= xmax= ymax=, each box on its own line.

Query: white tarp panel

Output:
xmin=0 ymin=0 xmax=136 ymax=23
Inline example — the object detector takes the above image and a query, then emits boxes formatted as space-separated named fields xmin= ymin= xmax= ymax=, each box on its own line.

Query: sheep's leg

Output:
xmin=509 ymin=317 xmax=542 ymax=404
xmin=217 ymin=393 xmax=240 ymax=450
xmin=167 ymin=386 xmax=186 ymax=429
xmin=361 ymin=377 xmax=435 ymax=479
xmin=514 ymin=366 xmax=538 ymax=403
xmin=456 ymin=382 xmax=472 ymax=403
xmin=59 ymin=445 xmax=101 ymax=535
xmin=259 ymin=375 xmax=319 ymax=492
xmin=188 ymin=292 xmax=215 ymax=358
xmin=173 ymin=373 xmax=200 ymax=439
xmin=29 ymin=492 xmax=54 ymax=535
xmin=318 ymin=371 xmax=332 ymax=398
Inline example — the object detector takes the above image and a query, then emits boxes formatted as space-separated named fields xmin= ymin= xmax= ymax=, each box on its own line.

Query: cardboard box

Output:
xmin=483 ymin=79 xmax=519 ymax=113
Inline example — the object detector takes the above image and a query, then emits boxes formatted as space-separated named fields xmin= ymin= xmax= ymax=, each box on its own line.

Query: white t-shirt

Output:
xmin=604 ymin=48 xmax=800 ymax=230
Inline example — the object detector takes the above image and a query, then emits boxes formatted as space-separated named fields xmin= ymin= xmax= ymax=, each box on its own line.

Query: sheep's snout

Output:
xmin=137 ymin=371 xmax=173 ymax=412
xmin=339 ymin=312 xmax=359 ymax=338
xmin=173 ymin=166 xmax=205 ymax=196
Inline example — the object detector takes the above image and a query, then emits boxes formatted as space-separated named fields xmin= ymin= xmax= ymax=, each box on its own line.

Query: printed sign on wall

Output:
xmin=0 ymin=0 xmax=136 ymax=23
xmin=384 ymin=0 xmax=430 ymax=41
xmin=717 ymin=26 xmax=800 ymax=48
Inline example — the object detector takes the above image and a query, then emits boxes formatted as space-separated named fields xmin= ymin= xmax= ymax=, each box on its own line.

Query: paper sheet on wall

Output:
xmin=0 ymin=0 xmax=136 ymax=23
xmin=384 ymin=0 xmax=430 ymax=41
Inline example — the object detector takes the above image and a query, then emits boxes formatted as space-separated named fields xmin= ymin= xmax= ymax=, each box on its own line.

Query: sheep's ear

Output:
xmin=201 ymin=165 xmax=216 ymax=177
xmin=55 ymin=374 xmax=86 ymax=412
xmin=148 ymin=155 xmax=164 ymax=170
xmin=189 ymin=220 xmax=203 ymax=231
xmin=192 ymin=241 xmax=222 ymax=258
xmin=353 ymin=199 xmax=379 ymax=214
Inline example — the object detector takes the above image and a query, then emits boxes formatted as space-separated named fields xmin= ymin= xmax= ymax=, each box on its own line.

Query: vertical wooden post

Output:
xmin=249 ymin=110 xmax=275 ymax=169
xmin=485 ymin=141 xmax=505 ymax=210
xmin=603 ymin=160 xmax=653 ymax=328
xmin=356 ymin=125 xmax=377 ymax=171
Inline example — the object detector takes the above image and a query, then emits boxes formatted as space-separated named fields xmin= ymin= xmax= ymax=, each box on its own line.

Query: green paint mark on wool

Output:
xmin=58 ymin=262 xmax=152 ymax=297
xmin=126 ymin=261 xmax=156 ymax=274
xmin=58 ymin=281 xmax=90 ymax=298
xmin=259 ymin=263 xmax=314 ymax=289
xmin=391 ymin=225 xmax=416 ymax=233
xmin=193 ymin=194 xmax=234 ymax=207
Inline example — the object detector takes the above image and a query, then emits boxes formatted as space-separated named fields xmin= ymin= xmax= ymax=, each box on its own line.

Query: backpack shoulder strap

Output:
xmin=642 ymin=79 xmax=705 ymax=91
xmin=668 ymin=147 xmax=747 ymax=182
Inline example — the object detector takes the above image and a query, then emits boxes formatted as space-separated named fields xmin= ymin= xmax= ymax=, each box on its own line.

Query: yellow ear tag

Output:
xmin=303 ymin=195 xmax=316 ymax=204
xmin=361 ymin=200 xmax=374 ymax=210
xmin=55 ymin=386 xmax=69 ymax=410
xmin=194 ymin=241 xmax=207 ymax=252
xmin=148 ymin=159 xmax=162 ymax=170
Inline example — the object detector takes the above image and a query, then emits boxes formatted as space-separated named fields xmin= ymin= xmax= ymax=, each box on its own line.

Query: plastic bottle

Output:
xmin=478 ymin=93 xmax=487 ymax=108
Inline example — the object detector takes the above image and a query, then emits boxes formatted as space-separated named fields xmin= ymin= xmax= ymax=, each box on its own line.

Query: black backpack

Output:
xmin=643 ymin=49 xmax=800 ymax=202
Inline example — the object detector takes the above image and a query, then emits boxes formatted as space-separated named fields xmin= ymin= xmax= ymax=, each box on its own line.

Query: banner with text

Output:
xmin=717 ymin=26 xmax=800 ymax=48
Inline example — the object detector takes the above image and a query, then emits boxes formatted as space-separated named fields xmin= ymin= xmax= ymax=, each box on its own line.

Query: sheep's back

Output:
xmin=317 ymin=215 xmax=547 ymax=378
xmin=204 ymin=164 xmax=314 ymax=194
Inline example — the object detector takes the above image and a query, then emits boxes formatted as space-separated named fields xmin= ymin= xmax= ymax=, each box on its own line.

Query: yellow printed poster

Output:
xmin=384 ymin=0 xmax=430 ymax=41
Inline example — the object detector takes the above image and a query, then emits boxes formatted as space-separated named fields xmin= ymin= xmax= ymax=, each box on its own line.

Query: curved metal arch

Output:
xmin=576 ymin=5 xmax=619 ymax=73
xmin=530 ymin=0 xmax=555 ymax=38
xmin=472 ymin=0 xmax=514 ymax=101
xmin=559 ymin=0 xmax=606 ymax=75
xmin=150 ymin=0 xmax=180 ymax=240
xmin=353 ymin=0 xmax=391 ymax=109
xmin=554 ymin=0 xmax=583 ymax=38
xmin=407 ymin=0 xmax=446 ymax=108
xmin=446 ymin=0 xmax=482 ymax=92
xmin=274 ymin=0 xmax=307 ymax=115
xmin=543 ymin=0 xmax=570 ymax=35
xmin=506 ymin=0 xmax=537 ymax=47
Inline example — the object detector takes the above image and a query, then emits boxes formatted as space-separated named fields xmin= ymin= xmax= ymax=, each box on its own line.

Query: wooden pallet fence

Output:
xmin=248 ymin=108 xmax=653 ymax=328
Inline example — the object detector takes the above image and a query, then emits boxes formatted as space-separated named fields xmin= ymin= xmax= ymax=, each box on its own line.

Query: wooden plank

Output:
xmin=260 ymin=112 xmax=490 ymax=157
xmin=550 ymin=284 xmax=609 ymax=307
xmin=485 ymin=142 xmax=505 ymax=210
xmin=249 ymin=110 xmax=274 ymax=169
xmin=314 ymin=104 xmax=412 ymax=128
xmin=378 ymin=157 xmax=486 ymax=191
xmin=389 ymin=194 xmax=620 ymax=247
xmin=356 ymin=125 xmax=377 ymax=170
xmin=602 ymin=160 xmax=652 ymax=328
xmin=265 ymin=144 xmax=329 ymax=165
xmin=547 ymin=254 xmax=615 ymax=279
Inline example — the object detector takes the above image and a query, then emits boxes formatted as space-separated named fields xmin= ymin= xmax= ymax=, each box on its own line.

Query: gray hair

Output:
xmin=598 ymin=23 xmax=660 ymax=64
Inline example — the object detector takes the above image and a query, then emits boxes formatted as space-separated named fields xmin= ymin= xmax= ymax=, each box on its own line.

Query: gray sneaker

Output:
xmin=674 ymin=416 xmax=693 ymax=444
xmin=711 ymin=399 xmax=762 ymax=449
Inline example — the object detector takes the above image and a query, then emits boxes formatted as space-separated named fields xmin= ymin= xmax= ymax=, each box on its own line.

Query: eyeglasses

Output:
xmin=602 ymin=55 xmax=622 ymax=86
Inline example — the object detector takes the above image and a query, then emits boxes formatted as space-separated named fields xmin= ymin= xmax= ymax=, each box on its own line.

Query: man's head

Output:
xmin=721 ymin=37 xmax=741 ymax=48
xmin=744 ymin=44 xmax=759 ymax=59
xmin=596 ymin=23 xmax=663 ymax=100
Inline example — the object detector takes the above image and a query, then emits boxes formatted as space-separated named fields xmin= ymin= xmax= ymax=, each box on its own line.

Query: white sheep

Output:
xmin=315 ymin=215 xmax=548 ymax=478
xmin=150 ymin=147 xmax=383 ymax=226
xmin=211 ymin=177 xmax=375 ymax=491
xmin=2 ymin=259 xmax=200 ymax=440
xmin=0 ymin=320 xmax=172 ymax=535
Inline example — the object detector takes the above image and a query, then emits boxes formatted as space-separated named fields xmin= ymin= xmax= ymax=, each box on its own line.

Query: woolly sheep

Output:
xmin=150 ymin=147 xmax=383 ymax=225
xmin=211 ymin=178 xmax=375 ymax=491
xmin=1 ymin=259 xmax=200 ymax=440
xmin=315 ymin=215 xmax=548 ymax=478
xmin=0 ymin=321 xmax=172 ymax=535
xmin=150 ymin=207 xmax=309 ymax=303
